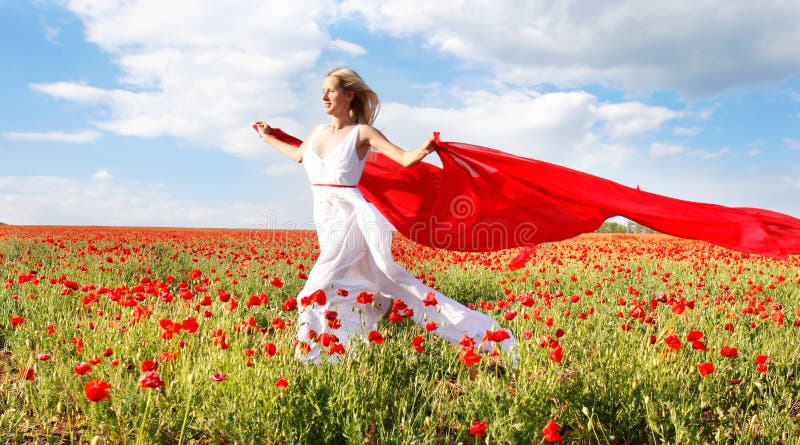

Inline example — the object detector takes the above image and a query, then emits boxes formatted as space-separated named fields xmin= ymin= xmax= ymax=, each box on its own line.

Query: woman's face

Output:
xmin=321 ymin=76 xmax=353 ymax=117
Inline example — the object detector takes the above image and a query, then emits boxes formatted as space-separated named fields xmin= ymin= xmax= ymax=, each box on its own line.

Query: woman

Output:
xmin=255 ymin=67 xmax=516 ymax=365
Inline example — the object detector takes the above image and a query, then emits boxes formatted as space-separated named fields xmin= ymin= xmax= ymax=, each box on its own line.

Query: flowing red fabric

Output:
xmin=270 ymin=128 xmax=800 ymax=260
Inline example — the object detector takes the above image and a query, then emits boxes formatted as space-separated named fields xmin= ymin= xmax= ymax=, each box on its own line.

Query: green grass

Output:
xmin=1 ymin=227 xmax=799 ymax=444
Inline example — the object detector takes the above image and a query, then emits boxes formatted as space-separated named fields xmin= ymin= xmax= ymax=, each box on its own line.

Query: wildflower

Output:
xmin=411 ymin=335 xmax=425 ymax=353
xmin=356 ymin=291 xmax=374 ymax=304
xmin=542 ymin=419 xmax=563 ymax=442
xmin=368 ymin=330 xmax=383 ymax=345
xmin=663 ymin=334 xmax=681 ymax=350
xmin=720 ymin=346 xmax=738 ymax=358
xmin=10 ymin=316 xmax=24 ymax=326
xmin=549 ymin=342 xmax=564 ymax=363
xmin=20 ymin=368 xmax=35 ymax=381
xmin=74 ymin=362 xmax=92 ymax=375
xmin=84 ymin=379 xmax=112 ymax=402
xmin=275 ymin=376 xmax=289 ymax=390
xmin=461 ymin=349 xmax=481 ymax=366
xmin=422 ymin=292 xmax=438 ymax=307
xmin=697 ymin=362 xmax=715 ymax=377
xmin=468 ymin=421 xmax=487 ymax=437
xmin=141 ymin=360 xmax=157 ymax=372
xmin=210 ymin=372 xmax=227 ymax=382
xmin=139 ymin=371 xmax=165 ymax=389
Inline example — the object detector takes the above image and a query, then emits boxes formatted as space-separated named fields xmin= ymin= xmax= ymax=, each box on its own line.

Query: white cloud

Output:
xmin=649 ymin=142 xmax=728 ymax=159
xmin=342 ymin=0 xmax=800 ymax=96
xmin=42 ymin=22 xmax=62 ymax=45
xmin=596 ymin=102 xmax=682 ymax=138
xmin=32 ymin=0 xmax=334 ymax=160
xmin=2 ymin=130 xmax=101 ymax=143
xmin=328 ymin=39 xmax=367 ymax=56
xmin=0 ymin=174 xmax=301 ymax=228
xmin=784 ymin=138 xmax=800 ymax=150
xmin=674 ymin=126 xmax=702 ymax=136
xmin=650 ymin=142 xmax=687 ymax=157
xmin=374 ymin=88 xmax=680 ymax=171
xmin=747 ymin=149 xmax=763 ymax=157
xmin=91 ymin=170 xmax=113 ymax=180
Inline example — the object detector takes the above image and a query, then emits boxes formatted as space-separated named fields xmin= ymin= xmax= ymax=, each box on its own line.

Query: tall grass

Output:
xmin=1 ymin=227 xmax=798 ymax=444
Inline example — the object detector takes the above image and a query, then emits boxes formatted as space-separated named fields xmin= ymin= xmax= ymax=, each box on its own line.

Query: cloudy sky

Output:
xmin=2 ymin=0 xmax=799 ymax=229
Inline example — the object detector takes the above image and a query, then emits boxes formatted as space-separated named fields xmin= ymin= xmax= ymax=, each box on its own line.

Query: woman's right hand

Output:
xmin=253 ymin=121 xmax=271 ymax=139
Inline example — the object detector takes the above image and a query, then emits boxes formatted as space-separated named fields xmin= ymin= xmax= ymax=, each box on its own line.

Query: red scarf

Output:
xmin=271 ymin=128 xmax=800 ymax=261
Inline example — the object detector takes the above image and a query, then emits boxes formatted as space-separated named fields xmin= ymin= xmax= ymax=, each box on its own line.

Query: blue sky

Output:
xmin=2 ymin=1 xmax=799 ymax=229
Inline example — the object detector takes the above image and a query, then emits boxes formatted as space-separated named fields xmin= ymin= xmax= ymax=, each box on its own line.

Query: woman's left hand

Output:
xmin=418 ymin=134 xmax=437 ymax=157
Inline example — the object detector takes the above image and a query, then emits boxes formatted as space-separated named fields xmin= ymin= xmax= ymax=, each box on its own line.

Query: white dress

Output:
xmin=296 ymin=123 xmax=516 ymax=363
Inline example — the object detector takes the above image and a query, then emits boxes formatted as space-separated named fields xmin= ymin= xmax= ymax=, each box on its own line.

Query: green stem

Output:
xmin=177 ymin=379 xmax=194 ymax=445
xmin=136 ymin=391 xmax=152 ymax=445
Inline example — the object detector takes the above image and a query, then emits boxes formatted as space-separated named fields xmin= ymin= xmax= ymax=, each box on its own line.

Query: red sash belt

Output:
xmin=312 ymin=183 xmax=357 ymax=188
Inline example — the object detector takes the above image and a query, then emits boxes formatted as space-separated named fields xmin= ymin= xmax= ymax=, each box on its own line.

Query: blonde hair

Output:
xmin=326 ymin=67 xmax=380 ymax=125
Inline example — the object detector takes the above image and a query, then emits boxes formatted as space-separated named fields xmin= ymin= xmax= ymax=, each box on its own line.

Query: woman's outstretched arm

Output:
xmin=255 ymin=121 xmax=309 ymax=163
xmin=360 ymin=125 xmax=436 ymax=167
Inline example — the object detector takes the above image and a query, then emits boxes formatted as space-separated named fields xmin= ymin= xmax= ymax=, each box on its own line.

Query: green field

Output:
xmin=1 ymin=226 xmax=799 ymax=444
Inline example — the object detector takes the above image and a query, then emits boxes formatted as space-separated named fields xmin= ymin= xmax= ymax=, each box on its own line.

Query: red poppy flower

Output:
xmin=356 ymin=291 xmax=374 ymax=304
xmin=327 ymin=343 xmax=346 ymax=355
xmin=317 ymin=332 xmax=339 ymax=347
xmin=422 ymin=292 xmax=438 ymax=307
xmin=210 ymin=372 xmax=227 ymax=382
xmin=37 ymin=353 xmax=51 ymax=361
xmin=468 ymin=421 xmax=487 ymax=437
xmin=10 ymin=316 xmax=24 ymax=326
xmin=182 ymin=316 xmax=199 ymax=333
xmin=275 ymin=376 xmax=289 ymax=390
xmin=84 ymin=379 xmax=112 ymax=402
xmin=542 ymin=419 xmax=563 ymax=442
xmin=368 ymin=330 xmax=383 ymax=345
xmin=460 ymin=335 xmax=475 ymax=350
xmin=686 ymin=330 xmax=703 ymax=341
xmin=755 ymin=354 xmax=771 ymax=365
xmin=720 ymin=346 xmax=738 ymax=358
xmin=139 ymin=371 xmax=165 ymax=389
xmin=697 ymin=362 xmax=715 ymax=377
xmin=74 ymin=362 xmax=92 ymax=375
xmin=663 ymin=334 xmax=681 ymax=350
xmin=388 ymin=312 xmax=404 ymax=323
xmin=549 ymin=343 xmax=564 ymax=363
xmin=271 ymin=317 xmax=286 ymax=330
xmin=411 ymin=335 xmax=425 ymax=353
xmin=141 ymin=360 xmax=157 ymax=372
xmin=20 ymin=368 xmax=35 ymax=381
xmin=270 ymin=277 xmax=283 ymax=288
xmin=484 ymin=329 xmax=511 ymax=343
xmin=281 ymin=297 xmax=298 ymax=312
xmin=425 ymin=321 xmax=438 ymax=331
xmin=461 ymin=349 xmax=481 ymax=366
xmin=336 ymin=288 xmax=348 ymax=297
xmin=265 ymin=342 xmax=278 ymax=357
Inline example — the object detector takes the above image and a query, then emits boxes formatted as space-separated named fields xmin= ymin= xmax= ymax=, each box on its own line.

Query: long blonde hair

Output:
xmin=326 ymin=67 xmax=380 ymax=125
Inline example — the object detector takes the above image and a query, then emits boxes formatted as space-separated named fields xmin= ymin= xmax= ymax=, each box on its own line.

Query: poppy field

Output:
xmin=1 ymin=225 xmax=799 ymax=444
